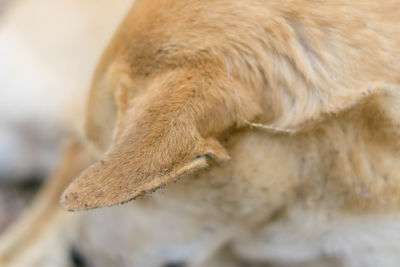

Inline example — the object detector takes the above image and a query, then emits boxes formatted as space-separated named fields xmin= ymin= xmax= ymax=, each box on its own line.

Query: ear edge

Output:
xmin=59 ymin=152 xmax=214 ymax=211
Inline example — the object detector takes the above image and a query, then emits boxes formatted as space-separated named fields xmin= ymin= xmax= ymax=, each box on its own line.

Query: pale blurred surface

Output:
xmin=0 ymin=0 xmax=134 ymax=232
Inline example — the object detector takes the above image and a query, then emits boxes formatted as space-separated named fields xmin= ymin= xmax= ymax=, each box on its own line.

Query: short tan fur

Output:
xmin=61 ymin=0 xmax=400 ymax=213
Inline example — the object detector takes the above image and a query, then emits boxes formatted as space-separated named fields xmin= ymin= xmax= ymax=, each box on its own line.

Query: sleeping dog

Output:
xmin=1 ymin=1 xmax=400 ymax=266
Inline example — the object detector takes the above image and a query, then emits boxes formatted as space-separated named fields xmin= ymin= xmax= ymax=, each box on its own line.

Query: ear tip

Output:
xmin=60 ymin=183 xmax=104 ymax=211
xmin=60 ymin=189 xmax=88 ymax=211
xmin=60 ymin=186 xmax=137 ymax=211
xmin=60 ymin=178 xmax=136 ymax=211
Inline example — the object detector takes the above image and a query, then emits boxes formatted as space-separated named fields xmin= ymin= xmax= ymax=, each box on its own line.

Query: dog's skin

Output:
xmin=2 ymin=0 xmax=400 ymax=266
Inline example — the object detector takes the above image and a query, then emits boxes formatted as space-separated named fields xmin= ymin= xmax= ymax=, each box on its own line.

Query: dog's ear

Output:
xmin=83 ymin=63 xmax=129 ymax=153
xmin=61 ymin=68 xmax=261 ymax=211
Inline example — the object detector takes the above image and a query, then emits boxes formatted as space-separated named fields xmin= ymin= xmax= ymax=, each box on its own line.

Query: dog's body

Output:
xmin=2 ymin=0 xmax=400 ymax=266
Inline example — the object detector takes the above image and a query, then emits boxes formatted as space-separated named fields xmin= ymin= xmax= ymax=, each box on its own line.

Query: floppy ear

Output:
xmin=61 ymin=69 xmax=260 ymax=211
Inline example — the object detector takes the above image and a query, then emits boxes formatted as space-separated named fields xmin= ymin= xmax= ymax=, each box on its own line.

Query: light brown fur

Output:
xmin=2 ymin=0 xmax=400 ymax=266
xmin=62 ymin=0 xmax=400 ymax=213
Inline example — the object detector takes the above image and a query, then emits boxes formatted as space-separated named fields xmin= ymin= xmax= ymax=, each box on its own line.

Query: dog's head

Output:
xmin=61 ymin=0 xmax=400 ymax=211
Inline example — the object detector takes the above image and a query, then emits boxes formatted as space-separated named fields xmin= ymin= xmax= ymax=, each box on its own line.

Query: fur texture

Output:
xmin=2 ymin=0 xmax=400 ymax=266
xmin=62 ymin=0 xmax=400 ymax=211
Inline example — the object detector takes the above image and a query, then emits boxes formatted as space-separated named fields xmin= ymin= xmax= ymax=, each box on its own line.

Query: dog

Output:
xmin=1 ymin=0 xmax=400 ymax=266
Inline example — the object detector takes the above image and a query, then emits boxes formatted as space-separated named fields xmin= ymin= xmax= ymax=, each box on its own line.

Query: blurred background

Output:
xmin=0 ymin=0 xmax=134 ymax=233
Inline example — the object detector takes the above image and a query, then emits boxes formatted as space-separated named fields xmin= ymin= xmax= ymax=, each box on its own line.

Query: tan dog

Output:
xmin=2 ymin=0 xmax=400 ymax=266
